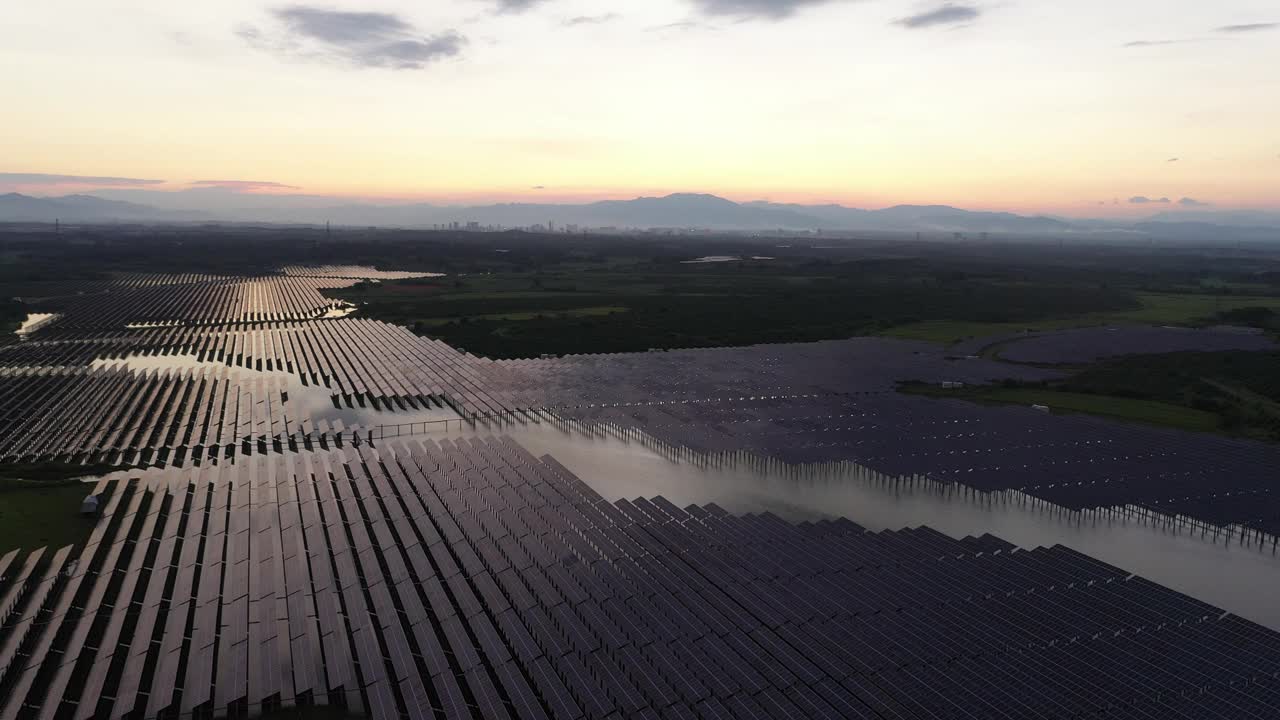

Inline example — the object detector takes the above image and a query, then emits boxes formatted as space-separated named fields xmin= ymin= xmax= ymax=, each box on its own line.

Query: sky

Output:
xmin=2 ymin=0 xmax=1278 ymax=217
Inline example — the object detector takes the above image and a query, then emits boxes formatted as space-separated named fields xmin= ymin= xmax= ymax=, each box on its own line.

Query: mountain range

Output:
xmin=2 ymin=190 xmax=1278 ymax=241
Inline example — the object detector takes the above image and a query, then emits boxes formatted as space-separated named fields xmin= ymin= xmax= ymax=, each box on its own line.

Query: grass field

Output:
xmin=905 ymin=384 xmax=1224 ymax=433
xmin=883 ymin=292 xmax=1280 ymax=344
xmin=0 ymin=480 xmax=97 ymax=554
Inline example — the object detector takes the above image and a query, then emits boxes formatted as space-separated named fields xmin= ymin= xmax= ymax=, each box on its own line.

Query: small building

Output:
xmin=1031 ymin=404 xmax=1051 ymax=413
xmin=80 ymin=494 xmax=101 ymax=517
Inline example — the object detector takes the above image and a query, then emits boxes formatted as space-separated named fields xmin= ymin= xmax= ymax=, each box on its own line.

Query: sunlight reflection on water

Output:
xmin=75 ymin=352 xmax=1280 ymax=631
xmin=482 ymin=422 xmax=1280 ymax=632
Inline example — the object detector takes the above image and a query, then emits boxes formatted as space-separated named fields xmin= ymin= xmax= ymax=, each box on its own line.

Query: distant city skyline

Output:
xmin=3 ymin=0 xmax=1278 ymax=217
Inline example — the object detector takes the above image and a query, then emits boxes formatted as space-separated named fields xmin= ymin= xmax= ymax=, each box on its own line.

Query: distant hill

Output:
xmin=0 ymin=193 xmax=200 ymax=222
xmin=2 ymin=190 xmax=1277 ymax=241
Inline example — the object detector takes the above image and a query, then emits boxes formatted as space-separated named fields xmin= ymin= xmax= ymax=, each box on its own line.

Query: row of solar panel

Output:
xmin=1 ymin=436 xmax=1278 ymax=719
xmin=2 ymin=318 xmax=508 ymax=415
xmin=33 ymin=275 xmax=358 ymax=329
xmin=557 ymin=389 xmax=1280 ymax=538
xmin=495 ymin=338 xmax=1056 ymax=405
xmin=0 ymin=366 xmax=342 ymax=465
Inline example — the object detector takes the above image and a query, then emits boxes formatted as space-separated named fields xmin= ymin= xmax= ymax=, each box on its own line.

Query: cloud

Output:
xmin=1178 ymin=197 xmax=1210 ymax=207
xmin=1167 ymin=157 xmax=1179 ymax=162
xmin=532 ymin=185 xmax=546 ymax=190
xmin=1129 ymin=196 xmax=1171 ymax=204
xmin=564 ymin=14 xmax=620 ymax=26
xmin=190 ymin=180 xmax=300 ymax=191
xmin=490 ymin=0 xmax=548 ymax=12
xmin=647 ymin=20 xmax=714 ymax=32
xmin=240 ymin=6 xmax=465 ymax=70
xmin=895 ymin=4 xmax=981 ymax=29
xmin=1216 ymin=23 xmax=1276 ymax=33
xmin=689 ymin=0 xmax=846 ymax=21
xmin=1123 ymin=39 xmax=1184 ymax=47
xmin=0 ymin=173 xmax=165 ymax=188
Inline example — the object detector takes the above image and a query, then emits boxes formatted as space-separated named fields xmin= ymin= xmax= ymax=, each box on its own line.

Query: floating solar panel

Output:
xmin=996 ymin=324 xmax=1277 ymax=364
xmin=0 ymin=437 xmax=1277 ymax=719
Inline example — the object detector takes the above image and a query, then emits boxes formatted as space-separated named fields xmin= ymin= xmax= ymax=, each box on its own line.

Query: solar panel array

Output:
xmin=0 ymin=364 xmax=347 ymax=466
xmin=9 ymin=274 xmax=239 ymax=304
xmin=496 ymin=343 xmax=1280 ymax=539
xmin=278 ymin=266 xmax=442 ymax=281
xmin=3 ymin=436 xmax=1279 ymax=720
xmin=1 ymin=319 xmax=526 ymax=413
xmin=5 ymin=267 xmax=1279 ymax=539
xmin=7 ymin=308 xmax=1280 ymax=539
xmin=497 ymin=339 xmax=1059 ymax=404
xmin=33 ymin=275 xmax=361 ymax=329
xmin=0 ymin=319 xmax=532 ymax=464
xmin=554 ymin=392 xmax=1280 ymax=538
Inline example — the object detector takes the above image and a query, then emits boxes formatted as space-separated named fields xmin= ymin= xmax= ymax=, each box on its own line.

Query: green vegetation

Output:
xmin=907 ymin=350 xmax=1280 ymax=440
xmin=884 ymin=293 xmax=1280 ymax=345
xmin=0 ymin=480 xmax=97 ymax=554
xmin=1063 ymin=351 xmax=1280 ymax=440
xmin=5 ymin=224 xmax=1280 ymax=357
xmin=0 ymin=462 xmax=116 ymax=484
xmin=410 ymin=305 xmax=629 ymax=328
xmin=1213 ymin=306 xmax=1280 ymax=332
xmin=331 ymin=259 xmax=1136 ymax=358
xmin=0 ymin=463 xmax=119 ymax=554
xmin=1 ymin=296 xmax=26 ymax=335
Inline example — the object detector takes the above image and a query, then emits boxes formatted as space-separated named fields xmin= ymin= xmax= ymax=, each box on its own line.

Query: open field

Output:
xmin=0 ymin=480 xmax=96 ymax=554
xmin=0 ymin=464 xmax=116 ymax=553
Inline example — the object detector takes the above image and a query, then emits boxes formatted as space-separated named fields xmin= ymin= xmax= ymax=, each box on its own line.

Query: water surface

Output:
xmin=483 ymin=422 xmax=1280 ymax=631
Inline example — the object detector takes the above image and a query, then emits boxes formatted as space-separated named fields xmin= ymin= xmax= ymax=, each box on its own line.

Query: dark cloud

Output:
xmin=689 ymin=0 xmax=845 ymax=21
xmin=491 ymin=0 xmax=548 ymax=12
xmin=1217 ymin=23 xmax=1277 ymax=33
xmin=241 ymin=6 xmax=465 ymax=69
xmin=190 ymin=180 xmax=300 ymax=191
xmin=1129 ymin=196 xmax=1171 ymax=204
xmin=1167 ymin=157 xmax=1179 ymax=162
xmin=0 ymin=173 xmax=164 ymax=187
xmin=564 ymin=14 xmax=621 ymax=26
xmin=1178 ymin=197 xmax=1210 ymax=207
xmin=895 ymin=4 xmax=981 ymax=29
xmin=276 ymin=7 xmax=411 ymax=45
